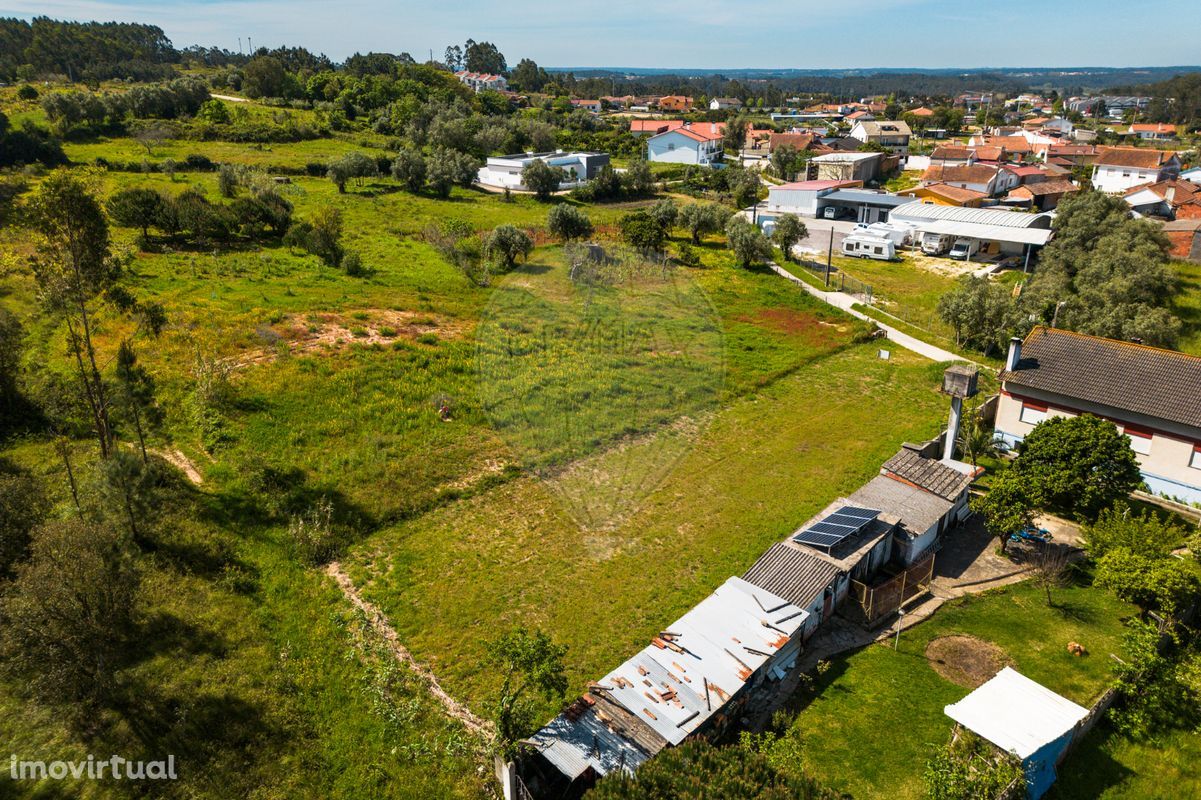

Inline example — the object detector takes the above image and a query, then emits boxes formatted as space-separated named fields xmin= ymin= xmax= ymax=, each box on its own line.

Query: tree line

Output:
xmin=0 ymin=16 xmax=176 ymax=82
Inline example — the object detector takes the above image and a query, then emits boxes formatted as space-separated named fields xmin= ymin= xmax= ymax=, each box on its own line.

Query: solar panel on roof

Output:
xmin=792 ymin=506 xmax=880 ymax=551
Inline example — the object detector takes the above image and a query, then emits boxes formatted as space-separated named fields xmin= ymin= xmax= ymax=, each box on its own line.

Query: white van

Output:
xmin=856 ymin=222 xmax=912 ymax=246
xmin=921 ymin=232 xmax=954 ymax=255
xmin=949 ymin=238 xmax=980 ymax=260
xmin=842 ymin=234 xmax=896 ymax=261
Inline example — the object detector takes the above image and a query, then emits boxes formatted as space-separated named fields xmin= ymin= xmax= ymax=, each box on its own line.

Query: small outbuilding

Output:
xmin=944 ymin=667 xmax=1090 ymax=800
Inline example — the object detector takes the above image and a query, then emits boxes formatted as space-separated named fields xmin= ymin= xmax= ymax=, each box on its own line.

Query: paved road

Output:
xmin=767 ymin=261 xmax=972 ymax=364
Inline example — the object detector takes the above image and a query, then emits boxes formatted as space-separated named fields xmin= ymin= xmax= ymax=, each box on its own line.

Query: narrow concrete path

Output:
xmin=325 ymin=562 xmax=495 ymax=741
xmin=767 ymin=261 xmax=973 ymax=365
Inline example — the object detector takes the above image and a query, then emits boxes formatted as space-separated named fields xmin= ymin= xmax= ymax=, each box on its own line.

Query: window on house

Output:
xmin=1019 ymin=403 xmax=1047 ymax=425
xmin=667 ymin=143 xmax=675 ymax=151
xmin=1191 ymin=448 xmax=1201 ymax=470
xmin=1122 ymin=171 xmax=1131 ymax=178
xmin=1124 ymin=427 xmax=1153 ymax=456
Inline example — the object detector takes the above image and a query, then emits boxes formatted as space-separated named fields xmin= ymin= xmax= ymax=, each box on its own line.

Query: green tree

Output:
xmin=106 ymin=187 xmax=163 ymax=239
xmin=307 ymin=205 xmax=344 ymax=267
xmin=521 ymin=158 xmax=565 ymax=200
xmin=486 ymin=627 xmax=567 ymax=757
xmin=28 ymin=171 xmax=120 ymax=457
xmin=923 ymin=730 xmax=1024 ymax=800
xmin=390 ymin=148 xmax=427 ymax=193
xmin=0 ymin=469 xmax=48 ymax=579
xmin=647 ymin=198 xmax=678 ymax=232
xmin=546 ymin=204 xmax=593 ymax=241
xmin=216 ymin=163 xmax=238 ymax=197
xmin=1083 ymin=502 xmax=1186 ymax=560
xmin=622 ymin=158 xmax=655 ymax=197
xmin=679 ymin=202 xmax=732 ymax=244
xmin=1011 ymin=415 xmax=1143 ymax=521
xmin=769 ymin=145 xmax=810 ymax=182
xmin=426 ymin=147 xmax=480 ymax=198
xmin=327 ymin=151 xmax=378 ymax=193
xmin=725 ymin=218 xmax=772 ymax=267
xmin=970 ymin=470 xmax=1034 ymax=553
xmin=723 ymin=115 xmax=749 ymax=152
xmin=771 ymin=213 xmax=806 ymax=261
xmin=1095 ymin=548 xmax=1200 ymax=616
xmin=937 ymin=275 xmax=1013 ymax=352
xmin=0 ymin=308 xmax=23 ymax=413
xmin=0 ymin=518 xmax=139 ymax=708
xmin=588 ymin=739 xmax=838 ymax=800
xmin=956 ymin=402 xmax=999 ymax=468
xmin=619 ymin=211 xmax=667 ymax=253
xmin=114 ymin=340 xmax=159 ymax=463
xmin=483 ymin=224 xmax=533 ymax=269
xmin=1109 ymin=619 xmax=1199 ymax=738
xmin=241 ymin=55 xmax=286 ymax=98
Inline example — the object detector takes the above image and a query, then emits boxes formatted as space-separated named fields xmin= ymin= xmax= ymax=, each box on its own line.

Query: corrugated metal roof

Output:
xmin=891 ymin=201 xmax=1053 ymax=229
xmin=592 ymin=577 xmax=807 ymax=747
xmin=742 ymin=542 xmax=841 ymax=609
xmin=824 ymin=190 xmax=912 ymax=207
xmin=897 ymin=217 xmax=1053 ymax=246
xmin=944 ymin=667 xmax=1089 ymax=759
xmin=882 ymin=448 xmax=975 ymax=501
xmin=528 ymin=705 xmax=651 ymax=780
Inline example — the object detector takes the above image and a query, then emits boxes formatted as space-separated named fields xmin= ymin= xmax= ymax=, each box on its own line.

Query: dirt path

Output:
xmin=325 ymin=562 xmax=495 ymax=740
xmin=149 ymin=448 xmax=205 ymax=485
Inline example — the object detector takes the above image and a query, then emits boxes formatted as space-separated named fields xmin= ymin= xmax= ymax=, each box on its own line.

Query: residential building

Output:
xmin=1005 ymin=179 xmax=1080 ymax=211
xmin=629 ymin=119 xmax=684 ymax=137
xmin=928 ymin=146 xmax=976 ymax=167
xmin=945 ymin=668 xmax=1090 ymax=800
xmin=897 ymin=183 xmax=988 ymax=207
xmin=656 ymin=95 xmax=692 ymax=112
xmin=1181 ymin=166 xmax=1201 ymax=185
xmin=844 ymin=109 xmax=875 ymax=123
xmin=908 ymin=106 xmax=935 ymax=119
xmin=811 ymin=151 xmax=884 ymax=183
xmin=1163 ymin=218 xmax=1201 ymax=263
xmin=1128 ymin=123 xmax=1177 ymax=141
xmin=475 ymin=151 xmax=610 ymax=191
xmin=768 ymin=132 xmax=824 ymax=154
xmin=848 ymin=120 xmax=912 ymax=153
xmin=1123 ymin=179 xmax=1201 ymax=219
xmin=709 ymin=96 xmax=742 ymax=111
xmin=920 ymin=164 xmax=1007 ymax=196
xmin=996 ymin=327 xmax=1201 ymax=504
xmin=1091 ymin=146 xmax=1182 ymax=193
xmin=646 ymin=122 xmax=725 ymax=165
xmin=570 ymin=99 xmax=601 ymax=114
xmin=454 ymin=70 xmax=507 ymax=93
xmin=1034 ymin=143 xmax=1097 ymax=165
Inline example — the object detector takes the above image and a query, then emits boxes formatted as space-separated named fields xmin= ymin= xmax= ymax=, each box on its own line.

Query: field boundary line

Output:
xmin=325 ymin=561 xmax=495 ymax=740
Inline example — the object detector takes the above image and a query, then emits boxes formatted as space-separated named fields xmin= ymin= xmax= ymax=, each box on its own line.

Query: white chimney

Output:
xmin=1165 ymin=186 xmax=1176 ymax=204
xmin=1005 ymin=337 xmax=1022 ymax=372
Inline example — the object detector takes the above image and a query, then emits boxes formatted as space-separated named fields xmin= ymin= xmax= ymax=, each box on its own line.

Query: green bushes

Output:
xmin=107 ymin=185 xmax=293 ymax=247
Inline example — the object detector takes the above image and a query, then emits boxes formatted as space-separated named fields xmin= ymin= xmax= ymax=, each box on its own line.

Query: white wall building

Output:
xmin=1091 ymin=146 xmax=1181 ymax=194
xmin=454 ymin=70 xmax=508 ymax=93
xmin=476 ymin=151 xmax=610 ymax=191
xmin=646 ymin=122 xmax=725 ymax=165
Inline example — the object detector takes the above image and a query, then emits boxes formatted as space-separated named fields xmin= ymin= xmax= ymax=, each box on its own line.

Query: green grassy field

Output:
xmin=769 ymin=581 xmax=1138 ymax=800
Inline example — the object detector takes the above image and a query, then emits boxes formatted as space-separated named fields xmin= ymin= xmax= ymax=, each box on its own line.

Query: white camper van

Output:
xmin=920 ymin=232 xmax=954 ymax=255
xmin=841 ymin=234 xmax=896 ymax=261
xmin=948 ymin=238 xmax=980 ymax=260
xmin=855 ymin=222 xmax=913 ymax=246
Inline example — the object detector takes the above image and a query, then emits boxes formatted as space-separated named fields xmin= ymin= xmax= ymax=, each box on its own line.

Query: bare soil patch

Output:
xmin=231 ymin=309 xmax=467 ymax=367
xmin=750 ymin=307 xmax=848 ymax=340
xmin=925 ymin=634 xmax=1011 ymax=688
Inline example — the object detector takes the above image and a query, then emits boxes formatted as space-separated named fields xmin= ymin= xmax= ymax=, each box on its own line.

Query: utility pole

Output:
xmin=825 ymin=227 xmax=834 ymax=286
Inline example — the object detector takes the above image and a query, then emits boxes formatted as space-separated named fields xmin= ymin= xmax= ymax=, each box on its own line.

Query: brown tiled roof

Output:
xmin=930 ymin=146 xmax=973 ymax=161
xmin=1010 ymin=179 xmax=1079 ymax=197
xmin=769 ymin=132 xmax=818 ymax=152
xmin=882 ymin=448 xmax=974 ymax=501
xmin=970 ymin=145 xmax=1006 ymax=162
xmin=922 ymin=164 xmax=999 ymax=185
xmin=1125 ymin=179 xmax=1201 ymax=207
xmin=1001 ymin=326 xmax=1201 ymax=429
xmin=982 ymin=136 xmax=1033 ymax=154
xmin=902 ymin=182 xmax=987 ymax=204
xmin=1096 ymin=146 xmax=1177 ymax=169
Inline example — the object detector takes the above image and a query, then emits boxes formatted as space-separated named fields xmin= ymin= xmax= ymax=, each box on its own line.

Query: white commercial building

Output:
xmin=476 ymin=151 xmax=610 ymax=191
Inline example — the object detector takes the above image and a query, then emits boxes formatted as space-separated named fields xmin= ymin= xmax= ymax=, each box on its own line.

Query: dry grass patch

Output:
xmin=925 ymin=634 xmax=1012 ymax=688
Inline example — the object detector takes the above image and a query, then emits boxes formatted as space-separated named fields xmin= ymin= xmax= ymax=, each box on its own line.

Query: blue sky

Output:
xmin=4 ymin=0 xmax=1200 ymax=68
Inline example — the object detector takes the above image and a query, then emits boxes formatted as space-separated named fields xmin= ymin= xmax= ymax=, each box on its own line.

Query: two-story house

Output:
xmin=454 ymin=71 xmax=507 ymax=93
xmin=1091 ymin=146 xmax=1181 ymax=194
xmin=848 ymin=120 xmax=912 ymax=153
xmin=646 ymin=122 xmax=725 ymax=165
xmin=996 ymin=327 xmax=1201 ymax=505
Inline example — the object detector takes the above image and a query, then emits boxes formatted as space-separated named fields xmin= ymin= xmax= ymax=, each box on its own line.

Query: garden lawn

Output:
xmin=1172 ymin=258 xmax=1201 ymax=357
xmin=1051 ymin=720 xmax=1201 ymax=799
xmin=773 ymin=581 xmax=1137 ymax=800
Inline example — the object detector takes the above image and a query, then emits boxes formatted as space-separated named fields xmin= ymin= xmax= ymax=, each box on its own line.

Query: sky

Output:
xmin=4 ymin=0 xmax=1201 ymax=69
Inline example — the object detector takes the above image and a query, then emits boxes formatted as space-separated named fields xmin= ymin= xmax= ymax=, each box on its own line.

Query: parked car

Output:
xmin=822 ymin=206 xmax=850 ymax=220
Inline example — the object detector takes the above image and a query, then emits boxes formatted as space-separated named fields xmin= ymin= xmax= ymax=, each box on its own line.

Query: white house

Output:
xmin=476 ymin=151 xmax=610 ymax=191
xmin=920 ymin=163 xmax=1006 ymax=196
xmin=996 ymin=326 xmax=1201 ymax=505
xmin=646 ymin=122 xmax=725 ymax=165
xmin=1181 ymin=166 xmax=1201 ymax=185
xmin=454 ymin=70 xmax=507 ymax=93
xmin=1091 ymin=146 xmax=1181 ymax=194
xmin=709 ymin=97 xmax=743 ymax=111
xmin=848 ymin=120 xmax=911 ymax=153
xmin=570 ymin=99 xmax=602 ymax=114
xmin=1128 ymin=123 xmax=1177 ymax=141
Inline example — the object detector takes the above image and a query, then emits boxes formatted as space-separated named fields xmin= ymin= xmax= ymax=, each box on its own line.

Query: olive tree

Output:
xmin=483 ymin=224 xmax=533 ymax=269
xmin=725 ymin=218 xmax=772 ymax=267
xmin=771 ymin=213 xmax=807 ymax=261
xmin=546 ymin=204 xmax=593 ymax=241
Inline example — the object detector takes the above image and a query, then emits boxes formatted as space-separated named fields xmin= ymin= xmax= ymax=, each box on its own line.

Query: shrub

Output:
xmin=725 ymin=218 xmax=772 ymax=267
xmin=619 ymin=211 xmax=667 ymax=252
xmin=546 ymin=204 xmax=593 ymax=241
xmin=288 ymin=497 xmax=341 ymax=565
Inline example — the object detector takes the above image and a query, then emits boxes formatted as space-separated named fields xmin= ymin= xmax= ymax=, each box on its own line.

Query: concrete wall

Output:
xmin=996 ymin=388 xmax=1201 ymax=504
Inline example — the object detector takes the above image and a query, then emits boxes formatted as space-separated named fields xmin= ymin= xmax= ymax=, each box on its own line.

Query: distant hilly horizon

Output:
xmin=547 ymin=66 xmax=1201 ymax=77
